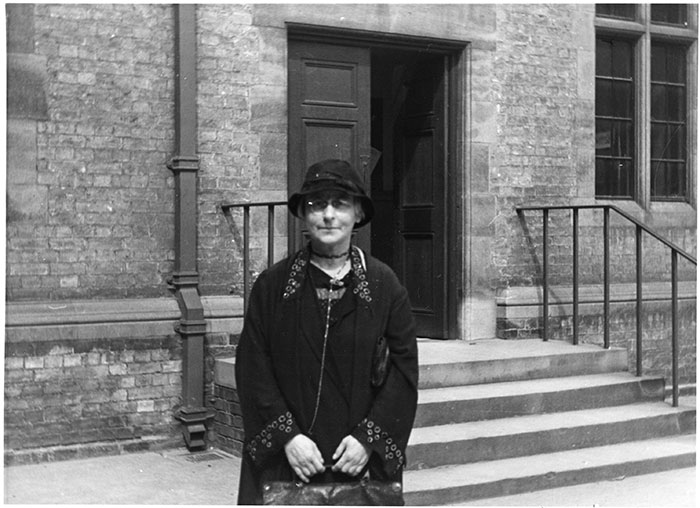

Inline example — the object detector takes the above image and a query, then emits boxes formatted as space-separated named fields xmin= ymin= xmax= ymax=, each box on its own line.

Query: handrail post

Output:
xmin=573 ymin=209 xmax=579 ymax=345
xmin=671 ymin=250 xmax=679 ymax=407
xmin=542 ymin=209 xmax=549 ymax=341
xmin=515 ymin=204 xmax=695 ymax=405
xmin=267 ymin=205 xmax=275 ymax=268
xmin=636 ymin=224 xmax=643 ymax=376
xmin=243 ymin=205 xmax=251 ymax=312
xmin=220 ymin=200 xmax=287 ymax=312
xmin=603 ymin=207 xmax=610 ymax=349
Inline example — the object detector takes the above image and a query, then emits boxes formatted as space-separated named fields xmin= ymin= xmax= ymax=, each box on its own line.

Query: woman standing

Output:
xmin=235 ymin=159 xmax=418 ymax=504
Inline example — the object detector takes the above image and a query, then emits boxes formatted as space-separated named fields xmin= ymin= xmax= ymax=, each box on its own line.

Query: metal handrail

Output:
xmin=516 ymin=204 xmax=697 ymax=407
xmin=220 ymin=201 xmax=287 ymax=311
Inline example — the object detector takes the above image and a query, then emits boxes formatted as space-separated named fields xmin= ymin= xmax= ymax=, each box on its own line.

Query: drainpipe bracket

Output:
xmin=174 ymin=319 xmax=207 ymax=336
xmin=167 ymin=155 xmax=200 ymax=173
xmin=170 ymin=270 xmax=200 ymax=289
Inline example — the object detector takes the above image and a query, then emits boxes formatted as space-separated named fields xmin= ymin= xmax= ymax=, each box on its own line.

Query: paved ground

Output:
xmin=3 ymin=447 xmax=241 ymax=505
xmin=3 ymin=447 xmax=696 ymax=506
xmin=459 ymin=467 xmax=697 ymax=507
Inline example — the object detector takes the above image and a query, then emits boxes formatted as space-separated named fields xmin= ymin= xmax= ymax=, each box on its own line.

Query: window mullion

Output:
xmin=637 ymin=21 xmax=651 ymax=208
xmin=687 ymin=41 xmax=698 ymax=208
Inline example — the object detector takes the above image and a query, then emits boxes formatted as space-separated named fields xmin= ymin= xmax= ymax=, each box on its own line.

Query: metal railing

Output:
xmin=516 ymin=204 xmax=697 ymax=407
xmin=220 ymin=201 xmax=287 ymax=311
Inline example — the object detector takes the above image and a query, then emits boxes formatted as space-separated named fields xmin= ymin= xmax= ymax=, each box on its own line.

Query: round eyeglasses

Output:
xmin=305 ymin=198 xmax=354 ymax=213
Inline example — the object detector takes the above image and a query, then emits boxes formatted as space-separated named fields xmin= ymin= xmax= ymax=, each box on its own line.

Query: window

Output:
xmin=651 ymin=4 xmax=688 ymax=26
xmin=596 ymin=38 xmax=635 ymax=198
xmin=595 ymin=4 xmax=696 ymax=204
xmin=596 ymin=4 xmax=635 ymax=21
xmin=651 ymin=43 xmax=687 ymax=199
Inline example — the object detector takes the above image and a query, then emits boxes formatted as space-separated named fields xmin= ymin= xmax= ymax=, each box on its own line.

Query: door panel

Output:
xmin=403 ymin=235 xmax=435 ymax=313
xmin=395 ymin=57 xmax=448 ymax=338
xmin=304 ymin=121 xmax=355 ymax=164
xmin=288 ymin=41 xmax=371 ymax=252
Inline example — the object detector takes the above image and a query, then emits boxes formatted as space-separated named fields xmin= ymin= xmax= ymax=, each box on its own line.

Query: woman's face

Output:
xmin=303 ymin=190 xmax=362 ymax=250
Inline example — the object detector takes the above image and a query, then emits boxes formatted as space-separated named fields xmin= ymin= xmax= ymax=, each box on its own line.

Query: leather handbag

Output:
xmin=262 ymin=477 xmax=404 ymax=505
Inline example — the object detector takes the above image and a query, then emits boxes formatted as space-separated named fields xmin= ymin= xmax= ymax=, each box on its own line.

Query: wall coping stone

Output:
xmin=497 ymin=281 xmax=696 ymax=305
xmin=497 ymin=281 xmax=696 ymax=320
xmin=4 ymin=295 xmax=245 ymax=342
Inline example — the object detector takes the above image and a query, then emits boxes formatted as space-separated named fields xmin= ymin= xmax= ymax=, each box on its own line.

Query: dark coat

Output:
xmin=235 ymin=246 xmax=418 ymax=504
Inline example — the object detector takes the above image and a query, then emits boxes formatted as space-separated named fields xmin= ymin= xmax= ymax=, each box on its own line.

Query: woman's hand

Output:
xmin=331 ymin=435 xmax=370 ymax=476
xmin=284 ymin=434 xmax=325 ymax=482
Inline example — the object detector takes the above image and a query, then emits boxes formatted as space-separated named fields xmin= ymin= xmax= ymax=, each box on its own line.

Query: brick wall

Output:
xmin=3 ymin=2 xmax=695 ymax=461
xmin=196 ymin=4 xmax=289 ymax=297
xmin=5 ymin=4 xmax=291 ymax=302
xmin=566 ymin=300 xmax=695 ymax=385
xmin=4 ymin=334 xmax=182 ymax=465
xmin=6 ymin=2 xmax=693 ymax=311
xmin=488 ymin=4 xmax=696 ymax=292
xmin=6 ymin=4 xmax=176 ymax=301
xmin=204 ymin=332 xmax=239 ymax=449
xmin=497 ymin=283 xmax=696 ymax=385
xmin=211 ymin=384 xmax=244 ymax=456
xmin=508 ymin=214 xmax=697 ymax=290
xmin=490 ymin=4 xmax=593 ymax=288
xmin=4 ymin=296 xmax=244 ymax=463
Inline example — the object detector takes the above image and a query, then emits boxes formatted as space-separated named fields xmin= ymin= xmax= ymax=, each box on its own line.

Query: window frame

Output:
xmin=595 ymin=36 xmax=637 ymax=199
xmin=595 ymin=4 xmax=698 ymax=208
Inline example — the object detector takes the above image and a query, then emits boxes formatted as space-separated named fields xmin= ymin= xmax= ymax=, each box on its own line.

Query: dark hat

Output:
xmin=288 ymin=159 xmax=374 ymax=227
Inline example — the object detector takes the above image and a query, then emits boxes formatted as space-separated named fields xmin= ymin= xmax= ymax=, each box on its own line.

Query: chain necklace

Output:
xmin=307 ymin=259 xmax=349 ymax=434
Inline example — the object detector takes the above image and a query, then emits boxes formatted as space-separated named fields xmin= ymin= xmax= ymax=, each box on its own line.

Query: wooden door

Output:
xmin=288 ymin=41 xmax=371 ymax=252
xmin=394 ymin=57 xmax=449 ymax=338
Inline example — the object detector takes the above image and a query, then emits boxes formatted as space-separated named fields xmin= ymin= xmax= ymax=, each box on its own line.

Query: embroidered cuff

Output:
xmin=353 ymin=417 xmax=405 ymax=474
xmin=245 ymin=411 xmax=300 ymax=466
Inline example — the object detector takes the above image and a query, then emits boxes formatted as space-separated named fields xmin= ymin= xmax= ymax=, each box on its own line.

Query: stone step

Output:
xmin=418 ymin=339 xmax=627 ymax=389
xmin=414 ymin=372 xmax=665 ymax=427
xmin=403 ymin=434 xmax=696 ymax=505
xmin=212 ymin=339 xmax=628 ymax=391
xmin=407 ymin=401 xmax=696 ymax=469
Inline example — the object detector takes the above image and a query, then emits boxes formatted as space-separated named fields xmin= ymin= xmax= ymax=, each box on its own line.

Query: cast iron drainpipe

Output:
xmin=167 ymin=4 xmax=212 ymax=450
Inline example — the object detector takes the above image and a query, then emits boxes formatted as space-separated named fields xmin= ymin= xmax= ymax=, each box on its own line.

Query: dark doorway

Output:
xmin=369 ymin=49 xmax=450 ymax=338
xmin=288 ymin=30 xmax=462 ymax=338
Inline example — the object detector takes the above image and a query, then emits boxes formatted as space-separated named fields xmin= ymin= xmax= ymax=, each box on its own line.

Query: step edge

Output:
xmin=403 ymin=435 xmax=696 ymax=492
xmin=419 ymin=351 xmax=629 ymax=388
xmin=417 ymin=373 xmax=663 ymax=402
xmin=418 ymin=348 xmax=627 ymax=369
xmin=409 ymin=403 xmax=696 ymax=444
xmin=414 ymin=378 xmax=667 ymax=427
xmin=403 ymin=453 xmax=697 ymax=504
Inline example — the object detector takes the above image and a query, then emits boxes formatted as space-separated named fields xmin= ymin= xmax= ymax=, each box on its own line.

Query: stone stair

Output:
xmin=403 ymin=339 xmax=696 ymax=505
